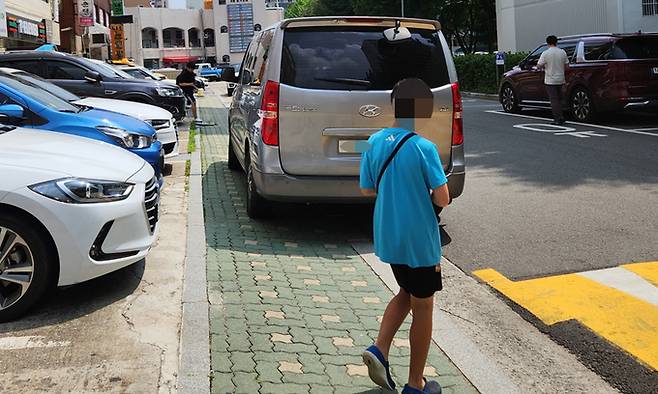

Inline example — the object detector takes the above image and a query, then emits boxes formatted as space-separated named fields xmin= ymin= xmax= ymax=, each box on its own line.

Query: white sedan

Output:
xmin=0 ymin=127 xmax=159 ymax=321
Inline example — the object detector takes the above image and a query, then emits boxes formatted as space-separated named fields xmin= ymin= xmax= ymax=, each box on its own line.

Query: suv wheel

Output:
xmin=571 ymin=88 xmax=595 ymax=122
xmin=501 ymin=85 xmax=520 ymax=113
xmin=0 ymin=213 xmax=56 ymax=322
xmin=227 ymin=131 xmax=240 ymax=171
xmin=245 ymin=156 xmax=270 ymax=219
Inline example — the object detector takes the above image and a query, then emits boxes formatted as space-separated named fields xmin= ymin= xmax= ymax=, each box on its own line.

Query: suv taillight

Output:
xmin=451 ymin=83 xmax=464 ymax=145
xmin=260 ymin=81 xmax=280 ymax=146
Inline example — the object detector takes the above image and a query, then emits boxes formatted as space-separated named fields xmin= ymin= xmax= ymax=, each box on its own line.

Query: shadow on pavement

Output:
xmin=0 ymin=260 xmax=145 ymax=333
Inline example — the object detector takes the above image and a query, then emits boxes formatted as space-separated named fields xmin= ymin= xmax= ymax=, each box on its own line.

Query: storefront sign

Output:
xmin=0 ymin=0 xmax=7 ymax=38
xmin=78 ymin=0 xmax=93 ymax=26
xmin=110 ymin=23 xmax=125 ymax=60
xmin=111 ymin=0 xmax=125 ymax=16
xmin=6 ymin=15 xmax=45 ymax=43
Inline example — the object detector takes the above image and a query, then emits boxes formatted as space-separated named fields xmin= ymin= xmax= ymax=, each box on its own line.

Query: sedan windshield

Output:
xmin=0 ymin=73 xmax=80 ymax=112
xmin=11 ymin=71 xmax=80 ymax=102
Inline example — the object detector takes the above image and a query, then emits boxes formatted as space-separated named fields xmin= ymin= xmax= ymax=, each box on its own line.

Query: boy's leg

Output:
xmin=375 ymin=288 xmax=411 ymax=359
xmin=408 ymin=294 xmax=434 ymax=390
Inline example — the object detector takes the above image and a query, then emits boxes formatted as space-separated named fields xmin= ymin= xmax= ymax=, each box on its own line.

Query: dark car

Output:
xmin=499 ymin=33 xmax=658 ymax=122
xmin=0 ymin=51 xmax=187 ymax=120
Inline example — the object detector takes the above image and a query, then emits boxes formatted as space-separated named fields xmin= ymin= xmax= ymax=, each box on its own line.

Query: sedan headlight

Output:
xmin=97 ymin=126 xmax=153 ymax=148
xmin=156 ymin=87 xmax=183 ymax=97
xmin=30 ymin=178 xmax=134 ymax=204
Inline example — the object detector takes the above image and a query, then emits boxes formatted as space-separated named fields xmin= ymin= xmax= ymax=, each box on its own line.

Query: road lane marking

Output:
xmin=0 ymin=336 xmax=70 ymax=350
xmin=579 ymin=267 xmax=658 ymax=307
xmin=485 ymin=110 xmax=658 ymax=137
xmin=474 ymin=262 xmax=658 ymax=370
xmin=513 ymin=123 xmax=607 ymax=138
xmin=622 ymin=261 xmax=658 ymax=286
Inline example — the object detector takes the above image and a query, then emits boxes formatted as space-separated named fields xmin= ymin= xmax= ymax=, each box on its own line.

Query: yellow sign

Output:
xmin=110 ymin=23 xmax=125 ymax=61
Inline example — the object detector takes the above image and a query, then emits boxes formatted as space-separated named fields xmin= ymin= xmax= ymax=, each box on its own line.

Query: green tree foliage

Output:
xmin=454 ymin=52 xmax=527 ymax=93
xmin=283 ymin=0 xmax=496 ymax=54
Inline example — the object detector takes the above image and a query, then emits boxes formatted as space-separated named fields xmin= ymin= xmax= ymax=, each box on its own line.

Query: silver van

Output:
xmin=225 ymin=17 xmax=465 ymax=218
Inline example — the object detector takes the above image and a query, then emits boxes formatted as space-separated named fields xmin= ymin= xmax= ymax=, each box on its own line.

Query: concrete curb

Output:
xmin=462 ymin=91 xmax=499 ymax=100
xmin=178 ymin=134 xmax=210 ymax=394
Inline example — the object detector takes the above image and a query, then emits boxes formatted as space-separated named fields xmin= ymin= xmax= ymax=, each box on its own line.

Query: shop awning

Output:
xmin=162 ymin=56 xmax=198 ymax=63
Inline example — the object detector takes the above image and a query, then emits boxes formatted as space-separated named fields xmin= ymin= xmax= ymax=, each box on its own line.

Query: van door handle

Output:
xmin=104 ymin=90 xmax=117 ymax=95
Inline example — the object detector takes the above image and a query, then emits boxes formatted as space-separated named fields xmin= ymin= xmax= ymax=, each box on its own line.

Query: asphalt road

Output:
xmin=440 ymin=98 xmax=658 ymax=280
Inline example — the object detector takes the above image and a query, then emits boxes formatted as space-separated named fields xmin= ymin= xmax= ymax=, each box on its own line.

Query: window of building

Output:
xmin=144 ymin=59 xmax=160 ymax=69
xmin=204 ymin=28 xmax=215 ymax=46
xmin=142 ymin=28 xmax=159 ymax=48
xmin=188 ymin=28 xmax=201 ymax=47
xmin=95 ymin=6 xmax=100 ymax=24
xmin=643 ymin=0 xmax=658 ymax=16
xmin=163 ymin=28 xmax=185 ymax=48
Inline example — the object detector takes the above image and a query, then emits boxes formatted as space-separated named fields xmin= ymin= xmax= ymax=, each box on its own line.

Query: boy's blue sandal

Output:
xmin=362 ymin=345 xmax=395 ymax=390
xmin=401 ymin=379 xmax=442 ymax=394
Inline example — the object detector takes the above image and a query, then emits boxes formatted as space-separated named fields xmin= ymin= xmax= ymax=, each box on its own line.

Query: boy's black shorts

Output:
xmin=390 ymin=264 xmax=443 ymax=299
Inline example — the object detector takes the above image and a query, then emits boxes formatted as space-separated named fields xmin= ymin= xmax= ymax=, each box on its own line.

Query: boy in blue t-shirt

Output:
xmin=360 ymin=78 xmax=451 ymax=394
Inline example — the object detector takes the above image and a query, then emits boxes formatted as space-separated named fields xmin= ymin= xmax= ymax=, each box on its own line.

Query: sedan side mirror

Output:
xmin=0 ymin=104 xmax=24 ymax=120
xmin=84 ymin=71 xmax=102 ymax=83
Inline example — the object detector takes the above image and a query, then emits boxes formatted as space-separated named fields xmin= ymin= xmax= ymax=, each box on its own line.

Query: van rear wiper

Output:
xmin=314 ymin=77 xmax=372 ymax=87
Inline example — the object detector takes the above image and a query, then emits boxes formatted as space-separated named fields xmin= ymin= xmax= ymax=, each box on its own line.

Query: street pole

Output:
xmin=401 ymin=0 xmax=404 ymax=17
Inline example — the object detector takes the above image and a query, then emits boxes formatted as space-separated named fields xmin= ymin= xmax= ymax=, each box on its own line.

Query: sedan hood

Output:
xmin=0 ymin=128 xmax=146 ymax=182
xmin=74 ymin=97 xmax=173 ymax=121
xmin=78 ymin=108 xmax=156 ymax=137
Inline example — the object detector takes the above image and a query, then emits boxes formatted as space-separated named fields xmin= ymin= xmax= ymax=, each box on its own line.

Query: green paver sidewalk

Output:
xmin=198 ymin=89 xmax=477 ymax=394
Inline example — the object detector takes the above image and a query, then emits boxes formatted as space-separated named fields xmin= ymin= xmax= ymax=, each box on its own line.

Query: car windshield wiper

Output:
xmin=59 ymin=109 xmax=79 ymax=113
xmin=0 ymin=125 xmax=16 ymax=134
xmin=314 ymin=77 xmax=372 ymax=87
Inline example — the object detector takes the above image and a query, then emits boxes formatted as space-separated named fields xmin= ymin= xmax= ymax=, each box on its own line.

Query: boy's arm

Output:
xmin=431 ymin=184 xmax=450 ymax=207
xmin=359 ymin=150 xmax=376 ymax=196
xmin=423 ymin=143 xmax=450 ymax=207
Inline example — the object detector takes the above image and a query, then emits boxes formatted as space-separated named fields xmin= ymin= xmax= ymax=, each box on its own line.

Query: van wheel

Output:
xmin=571 ymin=88 xmax=595 ymax=122
xmin=227 ymin=133 xmax=240 ymax=171
xmin=246 ymin=160 xmax=270 ymax=219
xmin=0 ymin=213 xmax=56 ymax=322
xmin=501 ymin=85 xmax=520 ymax=113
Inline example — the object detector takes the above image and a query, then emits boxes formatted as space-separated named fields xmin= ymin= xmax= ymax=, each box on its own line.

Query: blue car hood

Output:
xmin=76 ymin=108 xmax=156 ymax=137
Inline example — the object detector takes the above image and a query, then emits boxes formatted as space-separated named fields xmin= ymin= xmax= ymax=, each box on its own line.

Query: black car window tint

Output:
xmin=46 ymin=61 xmax=87 ymax=80
xmin=558 ymin=42 xmax=577 ymax=61
xmin=1 ymin=61 xmax=45 ymax=77
xmin=525 ymin=45 xmax=548 ymax=65
xmin=611 ymin=37 xmax=658 ymax=59
xmin=584 ymin=41 xmax=613 ymax=61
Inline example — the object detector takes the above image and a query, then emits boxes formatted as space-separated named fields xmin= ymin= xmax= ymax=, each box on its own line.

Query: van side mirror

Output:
xmin=84 ymin=71 xmax=102 ymax=83
xmin=0 ymin=104 xmax=24 ymax=119
xmin=240 ymin=69 xmax=253 ymax=85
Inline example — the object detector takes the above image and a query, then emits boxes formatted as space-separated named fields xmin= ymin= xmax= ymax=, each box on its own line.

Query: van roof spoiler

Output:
xmin=280 ymin=16 xmax=441 ymax=31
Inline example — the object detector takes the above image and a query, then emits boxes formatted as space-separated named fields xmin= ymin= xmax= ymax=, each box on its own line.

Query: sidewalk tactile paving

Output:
xmin=200 ymin=89 xmax=478 ymax=393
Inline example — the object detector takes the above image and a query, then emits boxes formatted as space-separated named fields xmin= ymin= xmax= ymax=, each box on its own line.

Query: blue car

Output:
xmin=0 ymin=68 xmax=163 ymax=180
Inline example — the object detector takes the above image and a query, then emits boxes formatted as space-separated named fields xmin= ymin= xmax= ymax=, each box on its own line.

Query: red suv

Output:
xmin=499 ymin=33 xmax=658 ymax=122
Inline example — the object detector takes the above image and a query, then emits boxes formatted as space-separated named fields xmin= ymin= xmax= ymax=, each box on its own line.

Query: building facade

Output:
xmin=497 ymin=0 xmax=658 ymax=52
xmin=124 ymin=0 xmax=282 ymax=69
xmin=59 ymin=0 xmax=111 ymax=57
xmin=0 ymin=0 xmax=60 ymax=50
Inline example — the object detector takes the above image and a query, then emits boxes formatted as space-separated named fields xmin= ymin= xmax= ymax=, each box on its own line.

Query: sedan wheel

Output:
xmin=0 ymin=214 xmax=55 ymax=322
xmin=0 ymin=227 xmax=34 ymax=311
xmin=501 ymin=86 xmax=520 ymax=113
xmin=571 ymin=89 xmax=594 ymax=122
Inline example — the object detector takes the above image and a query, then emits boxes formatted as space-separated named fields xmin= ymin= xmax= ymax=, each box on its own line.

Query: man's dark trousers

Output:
xmin=545 ymin=84 xmax=565 ymax=123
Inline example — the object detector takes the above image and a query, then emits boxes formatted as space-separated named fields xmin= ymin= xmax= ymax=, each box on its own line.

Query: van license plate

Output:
xmin=652 ymin=67 xmax=658 ymax=75
xmin=338 ymin=140 xmax=369 ymax=154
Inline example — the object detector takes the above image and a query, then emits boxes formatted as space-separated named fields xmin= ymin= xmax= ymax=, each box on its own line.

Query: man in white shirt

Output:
xmin=537 ymin=35 xmax=569 ymax=125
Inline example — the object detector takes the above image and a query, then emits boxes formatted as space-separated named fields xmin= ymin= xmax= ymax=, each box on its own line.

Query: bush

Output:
xmin=453 ymin=52 xmax=528 ymax=94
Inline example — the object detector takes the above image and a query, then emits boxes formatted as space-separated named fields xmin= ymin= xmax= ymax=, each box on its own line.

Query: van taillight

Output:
xmin=451 ymin=83 xmax=464 ymax=145
xmin=260 ymin=80 xmax=279 ymax=146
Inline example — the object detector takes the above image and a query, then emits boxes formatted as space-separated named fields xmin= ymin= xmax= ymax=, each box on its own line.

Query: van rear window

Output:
xmin=610 ymin=37 xmax=658 ymax=59
xmin=281 ymin=26 xmax=450 ymax=91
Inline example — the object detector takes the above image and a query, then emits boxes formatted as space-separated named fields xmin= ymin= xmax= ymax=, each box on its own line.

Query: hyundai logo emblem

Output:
xmin=359 ymin=105 xmax=381 ymax=118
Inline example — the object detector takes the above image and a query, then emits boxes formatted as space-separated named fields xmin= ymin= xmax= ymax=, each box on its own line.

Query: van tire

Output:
xmin=227 ymin=133 xmax=240 ymax=171
xmin=0 ymin=212 xmax=56 ymax=322
xmin=245 ymin=156 xmax=270 ymax=219
xmin=571 ymin=87 xmax=595 ymax=122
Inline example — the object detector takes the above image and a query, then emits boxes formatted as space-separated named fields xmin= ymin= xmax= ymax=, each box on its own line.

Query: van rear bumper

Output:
xmin=252 ymin=168 xmax=465 ymax=204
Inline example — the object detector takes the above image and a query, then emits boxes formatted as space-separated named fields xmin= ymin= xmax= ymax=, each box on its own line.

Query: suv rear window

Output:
xmin=610 ymin=36 xmax=658 ymax=59
xmin=281 ymin=26 xmax=450 ymax=91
